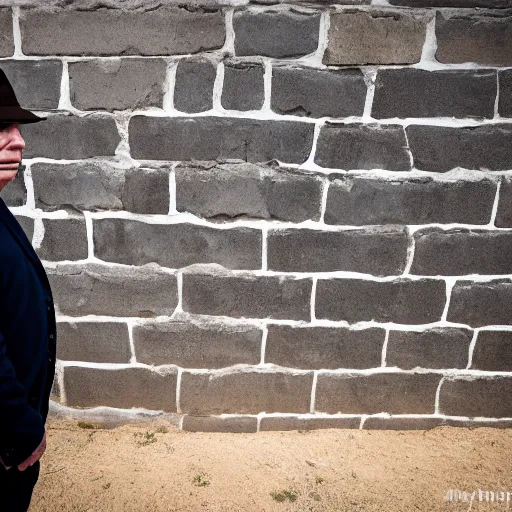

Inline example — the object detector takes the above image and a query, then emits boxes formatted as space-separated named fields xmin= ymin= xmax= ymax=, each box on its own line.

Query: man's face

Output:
xmin=0 ymin=122 xmax=25 ymax=192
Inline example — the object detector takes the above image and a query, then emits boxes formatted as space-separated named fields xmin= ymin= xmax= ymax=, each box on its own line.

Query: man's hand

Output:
xmin=17 ymin=432 xmax=46 ymax=471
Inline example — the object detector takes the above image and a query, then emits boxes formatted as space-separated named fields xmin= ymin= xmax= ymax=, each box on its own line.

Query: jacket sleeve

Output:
xmin=0 ymin=330 xmax=45 ymax=468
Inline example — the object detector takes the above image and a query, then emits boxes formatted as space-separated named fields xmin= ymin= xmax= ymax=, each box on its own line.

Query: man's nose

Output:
xmin=8 ymin=125 xmax=25 ymax=150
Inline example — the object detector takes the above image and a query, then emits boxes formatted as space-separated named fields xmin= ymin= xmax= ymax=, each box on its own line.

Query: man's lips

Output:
xmin=0 ymin=162 xmax=20 ymax=170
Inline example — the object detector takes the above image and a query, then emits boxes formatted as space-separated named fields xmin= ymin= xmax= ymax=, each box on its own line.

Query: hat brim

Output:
xmin=0 ymin=106 xmax=47 ymax=123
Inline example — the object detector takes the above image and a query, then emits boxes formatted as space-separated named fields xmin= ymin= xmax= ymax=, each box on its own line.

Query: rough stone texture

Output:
xmin=411 ymin=229 xmax=512 ymax=276
xmin=271 ymin=66 xmax=366 ymax=118
xmin=64 ymin=366 xmax=178 ymax=412
xmin=363 ymin=417 xmax=446 ymax=430
xmin=372 ymin=69 xmax=497 ymax=119
xmin=436 ymin=12 xmax=512 ymax=66
xmin=56 ymin=322 xmax=131 ymax=363
xmin=50 ymin=372 xmax=60 ymax=402
xmin=0 ymin=8 xmax=13 ymax=57
xmin=37 ymin=217 xmax=88 ymax=262
xmin=93 ymin=219 xmax=261 ymax=270
xmin=265 ymin=326 xmax=385 ymax=369
xmin=325 ymin=176 xmax=496 ymax=226
xmin=267 ymin=227 xmax=408 ymax=276
xmin=69 ymin=58 xmax=167 ymax=111
xmin=499 ymin=70 xmax=512 ymax=118
xmin=315 ymin=123 xmax=410 ymax=171
xmin=439 ymin=376 xmax=512 ymax=417
xmin=406 ymin=124 xmax=512 ymax=172
xmin=386 ymin=328 xmax=472 ymax=370
xmin=20 ymin=115 xmax=121 ymax=159
xmin=47 ymin=263 xmax=178 ymax=317
xmin=315 ymin=373 xmax=441 ymax=414
xmin=122 ymin=168 xmax=169 ymax=215
xmin=390 ymin=0 xmax=512 ymax=5
xmin=20 ymin=7 xmax=225 ymax=56
xmin=471 ymin=331 xmax=512 ymax=372
xmin=175 ymin=161 xmax=323 ymax=222
xmin=129 ymin=116 xmax=314 ymax=164
xmin=221 ymin=60 xmax=264 ymax=111
xmin=182 ymin=272 xmax=311 ymax=320
xmin=496 ymin=177 xmax=512 ymax=227
xmin=447 ymin=280 xmax=512 ymax=327
xmin=182 ymin=415 xmax=258 ymax=433
xmin=133 ymin=321 xmax=261 ymax=368
xmin=0 ymin=60 xmax=61 ymax=109
xmin=324 ymin=10 xmax=426 ymax=65
xmin=174 ymin=58 xmax=217 ymax=113
xmin=15 ymin=215 xmax=34 ymax=242
xmin=180 ymin=368 xmax=314 ymax=414
xmin=316 ymin=278 xmax=446 ymax=324
xmin=260 ymin=416 xmax=361 ymax=431
xmin=0 ymin=165 xmax=26 ymax=206
xmin=233 ymin=10 xmax=320 ymax=58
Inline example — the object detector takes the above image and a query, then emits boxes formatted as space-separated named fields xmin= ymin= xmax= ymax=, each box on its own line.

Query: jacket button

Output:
xmin=49 ymin=334 xmax=54 ymax=340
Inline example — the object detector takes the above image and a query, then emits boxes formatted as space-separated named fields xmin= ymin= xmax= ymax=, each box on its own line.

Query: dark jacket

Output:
xmin=0 ymin=197 xmax=56 ymax=468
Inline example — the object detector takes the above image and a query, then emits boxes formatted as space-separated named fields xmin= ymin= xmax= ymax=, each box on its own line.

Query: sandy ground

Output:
xmin=30 ymin=419 xmax=512 ymax=512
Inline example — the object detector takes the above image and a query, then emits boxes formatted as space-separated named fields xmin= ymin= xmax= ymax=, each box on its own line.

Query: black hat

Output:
xmin=0 ymin=68 xmax=47 ymax=124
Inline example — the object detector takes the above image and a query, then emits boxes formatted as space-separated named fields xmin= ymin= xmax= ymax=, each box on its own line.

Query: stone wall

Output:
xmin=1 ymin=0 xmax=512 ymax=432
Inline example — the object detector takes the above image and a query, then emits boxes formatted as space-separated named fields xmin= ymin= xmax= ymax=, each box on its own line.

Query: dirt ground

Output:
xmin=30 ymin=419 xmax=512 ymax=512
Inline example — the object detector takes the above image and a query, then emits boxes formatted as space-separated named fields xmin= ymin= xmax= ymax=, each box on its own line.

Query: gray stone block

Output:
xmin=411 ymin=229 xmax=512 ymax=276
xmin=47 ymin=263 xmax=178 ymax=317
xmin=324 ymin=10 xmax=426 ymax=65
xmin=182 ymin=415 xmax=258 ymax=433
xmin=0 ymin=164 xmax=26 ymax=206
xmin=266 ymin=326 xmax=385 ymax=369
xmin=372 ymin=69 xmax=496 ymax=119
xmin=122 ymin=168 xmax=169 ymax=215
xmin=180 ymin=368 xmax=314 ymax=414
xmin=386 ymin=328 xmax=472 ymax=370
xmin=64 ymin=366 xmax=178 ymax=412
xmin=37 ymin=217 xmax=88 ymax=262
xmin=496 ymin=177 xmax=512 ymax=227
xmin=20 ymin=115 xmax=121 ymax=159
xmin=439 ymin=376 xmax=512 ymax=417
xmin=363 ymin=417 xmax=446 ymax=429
xmin=260 ymin=416 xmax=361 ymax=431
xmin=315 ymin=372 xmax=440 ymax=414
xmin=315 ymin=123 xmax=410 ymax=171
xmin=233 ymin=9 xmax=320 ymax=58
xmin=221 ymin=61 xmax=264 ymax=111
xmin=0 ymin=8 xmax=13 ymax=57
xmin=436 ymin=12 xmax=512 ymax=66
xmin=50 ymin=372 xmax=60 ymax=402
xmin=20 ymin=7 xmax=225 ymax=56
xmin=471 ymin=331 xmax=512 ymax=372
xmin=175 ymin=161 xmax=323 ymax=222
xmin=57 ymin=321 xmax=131 ymax=363
xmin=15 ymin=215 xmax=34 ymax=242
xmin=0 ymin=60 xmax=61 ymax=109
xmin=407 ymin=124 xmax=512 ymax=172
xmin=447 ymin=279 xmax=512 ymax=327
xmin=133 ymin=320 xmax=261 ymax=368
xmin=182 ymin=271 xmax=311 ymax=320
xmin=271 ymin=66 xmax=366 ymax=118
xmin=129 ymin=116 xmax=314 ymax=164
xmin=499 ymin=70 xmax=512 ymax=118
xmin=93 ymin=219 xmax=261 ymax=270
xmin=390 ymin=0 xmax=511 ymax=5
xmin=324 ymin=176 xmax=496 ymax=226
xmin=69 ymin=58 xmax=167 ymax=111
xmin=316 ymin=278 xmax=446 ymax=324
xmin=267 ymin=227 xmax=408 ymax=276
xmin=174 ymin=58 xmax=216 ymax=113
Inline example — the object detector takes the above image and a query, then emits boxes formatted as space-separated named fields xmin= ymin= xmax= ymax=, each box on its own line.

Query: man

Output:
xmin=0 ymin=68 xmax=57 ymax=511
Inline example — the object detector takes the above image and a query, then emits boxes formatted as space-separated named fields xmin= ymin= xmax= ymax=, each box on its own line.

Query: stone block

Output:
xmin=316 ymin=278 xmax=446 ymax=324
xmin=182 ymin=415 xmax=258 ymax=433
xmin=0 ymin=8 xmax=13 ymax=56
xmin=129 ymin=116 xmax=314 ymax=164
xmin=267 ymin=227 xmax=408 ymax=276
xmin=471 ymin=331 xmax=512 ymax=371
xmin=324 ymin=176 xmax=496 ymax=226
xmin=133 ymin=320 xmax=261 ymax=368
xmin=315 ymin=123 xmax=410 ymax=171
xmin=363 ymin=417 xmax=446 ymax=429
xmin=69 ymin=58 xmax=166 ymax=111
xmin=265 ymin=325 xmax=385 ymax=369
xmin=271 ymin=66 xmax=366 ymax=118
xmin=221 ymin=60 xmax=264 ymax=111
xmin=499 ymin=70 xmax=512 ymax=118
xmin=0 ymin=164 xmax=26 ymax=206
xmin=233 ymin=9 xmax=320 ymax=58
xmin=260 ymin=416 xmax=360 ymax=431
xmin=407 ymin=124 xmax=512 ymax=172
xmin=324 ymin=10 xmax=426 ymax=65
xmin=57 ymin=321 xmax=131 ymax=363
xmin=93 ymin=219 xmax=261 ymax=270
xmin=47 ymin=263 xmax=178 ymax=317
xmin=15 ymin=216 xmax=34 ymax=242
xmin=180 ymin=368 xmax=313 ymax=414
xmin=37 ymin=217 xmax=88 ymax=262
xmin=182 ymin=271 xmax=311 ymax=320
xmin=315 ymin=372 xmax=440 ymax=414
xmin=390 ymin=0 xmax=511 ymax=5
xmin=122 ymin=168 xmax=169 ymax=215
xmin=174 ymin=57 xmax=216 ymax=113
xmin=496 ymin=177 xmax=512 ymax=227
xmin=175 ymin=161 xmax=323 ymax=222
